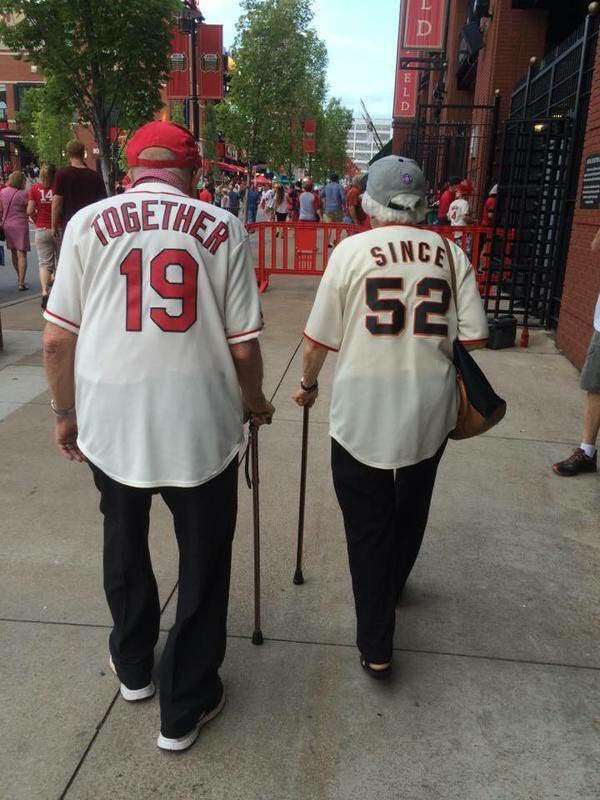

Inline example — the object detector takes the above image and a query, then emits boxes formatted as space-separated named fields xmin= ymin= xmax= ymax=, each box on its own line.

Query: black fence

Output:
xmin=488 ymin=12 xmax=599 ymax=328
xmin=405 ymin=100 xmax=501 ymax=217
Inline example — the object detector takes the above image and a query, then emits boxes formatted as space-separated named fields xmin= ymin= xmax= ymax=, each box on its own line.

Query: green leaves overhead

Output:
xmin=0 ymin=0 xmax=179 ymax=191
xmin=216 ymin=0 xmax=351 ymax=178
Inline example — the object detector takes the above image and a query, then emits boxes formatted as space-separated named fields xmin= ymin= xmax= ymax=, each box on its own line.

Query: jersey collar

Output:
xmin=126 ymin=180 xmax=189 ymax=197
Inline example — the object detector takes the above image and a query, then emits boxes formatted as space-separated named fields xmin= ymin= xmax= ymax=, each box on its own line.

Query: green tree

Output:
xmin=16 ymin=80 xmax=74 ymax=166
xmin=311 ymin=98 xmax=353 ymax=182
xmin=216 ymin=0 xmax=327 ymax=171
xmin=0 ymin=0 xmax=179 ymax=193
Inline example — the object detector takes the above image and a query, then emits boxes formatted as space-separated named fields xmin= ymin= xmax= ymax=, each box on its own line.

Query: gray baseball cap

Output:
xmin=366 ymin=155 xmax=426 ymax=211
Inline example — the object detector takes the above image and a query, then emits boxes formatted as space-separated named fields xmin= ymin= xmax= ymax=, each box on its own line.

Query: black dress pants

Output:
xmin=331 ymin=438 xmax=446 ymax=664
xmin=90 ymin=457 xmax=238 ymax=738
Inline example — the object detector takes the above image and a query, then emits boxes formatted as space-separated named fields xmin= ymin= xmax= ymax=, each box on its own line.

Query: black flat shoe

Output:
xmin=360 ymin=656 xmax=392 ymax=679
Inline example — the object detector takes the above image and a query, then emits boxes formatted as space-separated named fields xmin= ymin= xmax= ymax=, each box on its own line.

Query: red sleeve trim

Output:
xmin=458 ymin=337 xmax=488 ymax=345
xmin=44 ymin=309 xmax=80 ymax=329
xmin=303 ymin=331 xmax=339 ymax=352
xmin=226 ymin=325 xmax=263 ymax=341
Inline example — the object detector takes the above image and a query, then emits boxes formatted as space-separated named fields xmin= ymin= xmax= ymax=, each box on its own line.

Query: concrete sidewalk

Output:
xmin=1 ymin=277 xmax=598 ymax=800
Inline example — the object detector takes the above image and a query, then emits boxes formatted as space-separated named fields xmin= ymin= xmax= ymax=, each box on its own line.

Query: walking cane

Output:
xmin=249 ymin=423 xmax=264 ymax=645
xmin=293 ymin=405 xmax=310 ymax=585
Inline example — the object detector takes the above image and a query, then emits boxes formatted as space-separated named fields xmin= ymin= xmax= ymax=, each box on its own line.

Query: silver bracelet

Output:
xmin=50 ymin=399 xmax=76 ymax=417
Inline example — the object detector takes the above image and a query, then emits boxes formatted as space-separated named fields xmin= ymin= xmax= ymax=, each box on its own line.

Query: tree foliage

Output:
xmin=15 ymin=79 xmax=74 ymax=166
xmin=0 ymin=0 xmax=179 ymax=192
xmin=311 ymin=98 xmax=353 ymax=182
xmin=217 ymin=0 xmax=341 ymax=174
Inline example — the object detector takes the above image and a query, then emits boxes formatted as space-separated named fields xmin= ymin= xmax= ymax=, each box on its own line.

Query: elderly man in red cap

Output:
xmin=42 ymin=121 xmax=274 ymax=751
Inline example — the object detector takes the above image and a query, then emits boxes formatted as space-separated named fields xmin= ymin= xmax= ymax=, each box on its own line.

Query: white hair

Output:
xmin=361 ymin=192 xmax=428 ymax=225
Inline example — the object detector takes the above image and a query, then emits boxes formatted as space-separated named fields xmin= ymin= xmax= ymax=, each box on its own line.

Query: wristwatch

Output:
xmin=300 ymin=378 xmax=318 ymax=392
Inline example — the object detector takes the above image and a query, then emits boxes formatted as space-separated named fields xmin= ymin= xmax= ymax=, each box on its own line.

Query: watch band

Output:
xmin=300 ymin=379 xmax=318 ymax=392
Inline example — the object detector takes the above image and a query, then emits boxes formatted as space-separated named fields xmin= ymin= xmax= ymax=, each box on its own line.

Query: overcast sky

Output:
xmin=200 ymin=0 xmax=399 ymax=120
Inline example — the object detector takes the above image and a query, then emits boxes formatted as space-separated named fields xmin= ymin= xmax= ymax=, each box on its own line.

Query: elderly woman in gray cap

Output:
xmin=292 ymin=156 xmax=488 ymax=677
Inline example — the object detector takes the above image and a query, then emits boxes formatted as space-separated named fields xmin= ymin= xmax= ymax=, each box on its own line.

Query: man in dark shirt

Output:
xmin=51 ymin=139 xmax=107 ymax=236
xmin=228 ymin=186 xmax=240 ymax=217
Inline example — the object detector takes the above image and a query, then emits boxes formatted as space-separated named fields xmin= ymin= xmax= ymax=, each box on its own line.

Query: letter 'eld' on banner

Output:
xmin=402 ymin=0 xmax=448 ymax=51
xmin=393 ymin=4 xmax=417 ymax=119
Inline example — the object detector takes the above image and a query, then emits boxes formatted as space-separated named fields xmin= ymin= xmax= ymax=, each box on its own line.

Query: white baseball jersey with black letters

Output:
xmin=44 ymin=181 xmax=262 ymax=487
xmin=304 ymin=226 xmax=488 ymax=469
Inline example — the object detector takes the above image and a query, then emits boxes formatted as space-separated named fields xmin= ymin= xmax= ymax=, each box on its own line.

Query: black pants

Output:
xmin=90 ymin=457 xmax=238 ymax=738
xmin=331 ymin=438 xmax=446 ymax=664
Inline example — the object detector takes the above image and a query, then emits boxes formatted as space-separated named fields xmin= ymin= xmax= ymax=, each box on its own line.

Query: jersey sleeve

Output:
xmin=224 ymin=237 xmax=263 ymax=344
xmin=450 ymin=242 xmax=488 ymax=345
xmin=42 ymin=223 xmax=83 ymax=335
xmin=304 ymin=253 xmax=344 ymax=351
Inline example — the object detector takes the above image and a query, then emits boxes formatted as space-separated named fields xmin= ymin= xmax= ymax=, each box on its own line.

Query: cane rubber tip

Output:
xmin=252 ymin=630 xmax=264 ymax=646
xmin=293 ymin=570 xmax=304 ymax=585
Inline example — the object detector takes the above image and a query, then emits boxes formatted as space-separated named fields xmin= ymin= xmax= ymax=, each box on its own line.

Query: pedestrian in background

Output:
xmin=228 ymin=184 xmax=240 ymax=217
xmin=320 ymin=172 xmax=345 ymax=224
xmin=246 ymin=182 xmax=260 ymax=224
xmin=299 ymin=179 xmax=319 ymax=221
xmin=321 ymin=172 xmax=345 ymax=247
xmin=28 ymin=163 xmax=60 ymax=308
xmin=436 ymin=176 xmax=461 ymax=225
xmin=198 ymin=182 xmax=213 ymax=203
xmin=262 ymin=185 xmax=275 ymax=220
xmin=220 ymin=185 xmax=230 ymax=210
xmin=0 ymin=170 xmax=30 ymax=291
xmin=51 ymin=140 xmax=106 ymax=238
xmin=481 ymin=184 xmax=498 ymax=227
xmin=274 ymin=184 xmax=288 ymax=222
xmin=289 ymin=181 xmax=302 ymax=222
xmin=552 ymin=227 xmax=600 ymax=477
xmin=293 ymin=156 xmax=488 ymax=678
xmin=346 ymin=173 xmax=368 ymax=230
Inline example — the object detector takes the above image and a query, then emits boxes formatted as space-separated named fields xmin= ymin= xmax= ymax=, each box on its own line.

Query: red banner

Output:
xmin=303 ymin=119 xmax=316 ymax=154
xmin=198 ymin=24 xmax=224 ymax=101
xmin=402 ymin=0 xmax=447 ymax=51
xmin=167 ymin=29 xmax=190 ymax=100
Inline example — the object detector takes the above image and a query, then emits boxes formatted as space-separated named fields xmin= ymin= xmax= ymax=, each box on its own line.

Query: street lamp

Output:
xmin=178 ymin=0 xmax=204 ymax=140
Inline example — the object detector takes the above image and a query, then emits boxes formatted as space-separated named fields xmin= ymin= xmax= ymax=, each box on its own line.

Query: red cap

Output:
xmin=126 ymin=121 xmax=201 ymax=169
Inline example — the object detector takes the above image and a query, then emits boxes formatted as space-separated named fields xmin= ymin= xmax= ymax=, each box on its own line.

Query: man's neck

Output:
xmin=69 ymin=159 xmax=87 ymax=168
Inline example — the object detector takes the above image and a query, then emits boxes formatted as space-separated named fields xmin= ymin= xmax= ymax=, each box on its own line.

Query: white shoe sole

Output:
xmin=157 ymin=692 xmax=226 ymax=752
xmin=109 ymin=656 xmax=155 ymax=702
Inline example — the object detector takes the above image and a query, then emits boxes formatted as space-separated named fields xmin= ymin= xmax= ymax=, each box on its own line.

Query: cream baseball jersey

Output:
xmin=44 ymin=182 xmax=262 ymax=488
xmin=304 ymin=226 xmax=488 ymax=469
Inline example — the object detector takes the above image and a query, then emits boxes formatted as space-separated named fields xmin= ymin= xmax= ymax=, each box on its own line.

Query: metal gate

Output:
xmin=483 ymin=117 xmax=574 ymax=327
xmin=405 ymin=99 xmax=501 ymax=214
xmin=482 ymin=11 xmax=599 ymax=328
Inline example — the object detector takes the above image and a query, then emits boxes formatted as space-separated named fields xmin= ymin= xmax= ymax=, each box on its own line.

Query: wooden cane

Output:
xmin=250 ymin=423 xmax=264 ymax=645
xmin=293 ymin=405 xmax=310 ymax=585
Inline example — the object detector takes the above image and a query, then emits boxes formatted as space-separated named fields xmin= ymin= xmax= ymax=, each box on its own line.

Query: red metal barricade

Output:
xmin=245 ymin=221 xmax=500 ymax=296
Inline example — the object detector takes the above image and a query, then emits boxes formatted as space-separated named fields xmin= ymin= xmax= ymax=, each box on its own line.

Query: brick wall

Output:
xmin=0 ymin=50 xmax=44 ymax=122
xmin=556 ymin=37 xmax=600 ymax=369
xmin=473 ymin=0 xmax=547 ymax=120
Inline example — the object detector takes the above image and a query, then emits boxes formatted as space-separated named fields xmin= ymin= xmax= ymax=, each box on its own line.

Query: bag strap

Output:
xmin=441 ymin=235 xmax=458 ymax=313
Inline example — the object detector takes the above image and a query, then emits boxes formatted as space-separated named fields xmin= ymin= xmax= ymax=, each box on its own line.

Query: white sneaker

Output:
xmin=157 ymin=691 xmax=226 ymax=752
xmin=109 ymin=656 xmax=155 ymax=702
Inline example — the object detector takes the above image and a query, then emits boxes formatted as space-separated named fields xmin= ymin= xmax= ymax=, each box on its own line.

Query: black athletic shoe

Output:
xmin=552 ymin=448 xmax=597 ymax=477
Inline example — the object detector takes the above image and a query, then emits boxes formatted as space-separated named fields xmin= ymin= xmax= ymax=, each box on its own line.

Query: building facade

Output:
xmin=392 ymin=0 xmax=600 ymax=370
xmin=346 ymin=117 xmax=392 ymax=172
xmin=0 ymin=41 xmax=44 ymax=173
